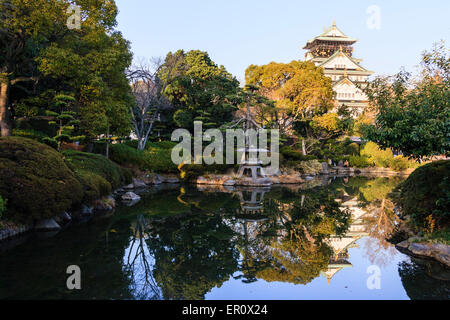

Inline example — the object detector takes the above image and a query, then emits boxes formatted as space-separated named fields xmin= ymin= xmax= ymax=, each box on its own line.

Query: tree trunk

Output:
xmin=0 ymin=81 xmax=12 ymax=137
xmin=302 ymin=139 xmax=307 ymax=156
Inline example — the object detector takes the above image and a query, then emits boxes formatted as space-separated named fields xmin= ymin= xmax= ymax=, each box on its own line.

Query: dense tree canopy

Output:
xmin=159 ymin=50 xmax=241 ymax=132
xmin=0 ymin=0 xmax=133 ymax=141
xmin=245 ymin=60 xmax=335 ymax=135
xmin=362 ymin=42 xmax=449 ymax=160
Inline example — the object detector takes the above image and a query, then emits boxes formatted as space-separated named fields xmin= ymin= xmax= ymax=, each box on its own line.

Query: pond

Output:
xmin=0 ymin=176 xmax=449 ymax=300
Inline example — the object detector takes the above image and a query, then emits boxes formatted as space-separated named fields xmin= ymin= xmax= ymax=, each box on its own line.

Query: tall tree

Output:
xmin=160 ymin=50 xmax=241 ymax=133
xmin=0 ymin=0 xmax=133 ymax=142
xmin=362 ymin=42 xmax=449 ymax=160
xmin=126 ymin=57 xmax=179 ymax=150
xmin=0 ymin=0 xmax=67 ymax=136
xmin=245 ymin=61 xmax=335 ymax=135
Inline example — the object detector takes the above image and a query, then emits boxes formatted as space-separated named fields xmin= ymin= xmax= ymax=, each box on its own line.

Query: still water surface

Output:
xmin=0 ymin=176 xmax=449 ymax=300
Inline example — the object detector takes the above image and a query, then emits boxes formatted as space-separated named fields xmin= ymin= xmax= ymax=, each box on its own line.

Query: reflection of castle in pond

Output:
xmin=322 ymin=195 xmax=370 ymax=283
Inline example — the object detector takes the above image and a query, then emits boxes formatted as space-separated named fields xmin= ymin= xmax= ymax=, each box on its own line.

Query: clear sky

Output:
xmin=115 ymin=0 xmax=450 ymax=84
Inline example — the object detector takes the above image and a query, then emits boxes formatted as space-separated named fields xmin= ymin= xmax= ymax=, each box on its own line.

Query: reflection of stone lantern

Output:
xmin=237 ymin=189 xmax=267 ymax=213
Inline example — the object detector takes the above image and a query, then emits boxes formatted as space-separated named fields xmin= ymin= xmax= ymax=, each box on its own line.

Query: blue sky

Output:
xmin=115 ymin=0 xmax=450 ymax=84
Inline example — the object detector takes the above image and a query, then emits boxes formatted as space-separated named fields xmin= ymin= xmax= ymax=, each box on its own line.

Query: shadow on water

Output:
xmin=0 ymin=176 xmax=448 ymax=300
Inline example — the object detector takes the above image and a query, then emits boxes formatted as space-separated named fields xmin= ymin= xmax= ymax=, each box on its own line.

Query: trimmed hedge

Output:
xmin=394 ymin=160 xmax=450 ymax=231
xmin=0 ymin=137 xmax=83 ymax=223
xmin=63 ymin=150 xmax=132 ymax=191
xmin=108 ymin=142 xmax=178 ymax=173
xmin=280 ymin=146 xmax=317 ymax=162
xmin=349 ymin=156 xmax=371 ymax=168
xmin=361 ymin=142 xmax=393 ymax=167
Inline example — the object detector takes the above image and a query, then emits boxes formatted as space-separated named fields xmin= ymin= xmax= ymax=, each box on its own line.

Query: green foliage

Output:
xmin=161 ymin=50 xmax=241 ymax=133
xmin=15 ymin=117 xmax=57 ymax=138
xmin=349 ymin=156 xmax=371 ymax=168
xmin=63 ymin=150 xmax=131 ymax=191
xmin=390 ymin=156 xmax=410 ymax=172
xmin=145 ymin=148 xmax=178 ymax=173
xmin=96 ymin=141 xmax=180 ymax=174
xmin=344 ymin=142 xmax=360 ymax=156
xmin=361 ymin=141 xmax=393 ymax=167
xmin=12 ymin=129 xmax=49 ymax=143
xmin=393 ymin=160 xmax=450 ymax=231
xmin=1 ymin=0 xmax=133 ymax=140
xmin=363 ymin=43 xmax=449 ymax=160
xmin=178 ymin=163 xmax=232 ymax=181
xmin=285 ymin=159 xmax=322 ymax=174
xmin=0 ymin=137 xmax=83 ymax=223
xmin=280 ymin=146 xmax=317 ymax=161
xmin=109 ymin=143 xmax=147 ymax=169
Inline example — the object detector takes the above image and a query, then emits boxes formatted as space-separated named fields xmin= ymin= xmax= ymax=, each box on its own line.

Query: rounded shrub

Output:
xmin=0 ymin=137 xmax=83 ymax=223
xmin=109 ymin=143 xmax=146 ymax=169
xmin=361 ymin=141 xmax=393 ymax=167
xmin=393 ymin=160 xmax=450 ymax=230
xmin=389 ymin=156 xmax=410 ymax=172
xmin=349 ymin=155 xmax=371 ymax=168
xmin=63 ymin=150 xmax=131 ymax=190
xmin=73 ymin=170 xmax=112 ymax=203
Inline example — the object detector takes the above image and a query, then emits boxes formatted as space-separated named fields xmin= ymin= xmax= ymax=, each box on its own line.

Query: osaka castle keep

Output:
xmin=303 ymin=21 xmax=374 ymax=114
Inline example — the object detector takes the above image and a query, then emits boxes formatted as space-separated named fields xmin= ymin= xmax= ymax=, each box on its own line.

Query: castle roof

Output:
xmin=303 ymin=21 xmax=357 ymax=50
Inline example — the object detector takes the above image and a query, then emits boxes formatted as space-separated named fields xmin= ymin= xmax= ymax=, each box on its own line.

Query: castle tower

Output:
xmin=303 ymin=22 xmax=374 ymax=115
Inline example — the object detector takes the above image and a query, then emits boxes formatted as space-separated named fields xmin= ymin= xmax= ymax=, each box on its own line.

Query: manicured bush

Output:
xmin=281 ymin=146 xmax=317 ymax=163
xmin=0 ymin=137 xmax=83 ymax=223
xmin=15 ymin=117 xmax=57 ymax=138
xmin=345 ymin=143 xmax=360 ymax=156
xmin=393 ymin=160 xmax=450 ymax=231
xmin=389 ymin=156 xmax=410 ymax=172
xmin=145 ymin=148 xmax=179 ymax=173
xmin=349 ymin=155 xmax=371 ymax=168
xmin=361 ymin=141 xmax=393 ymax=167
xmin=63 ymin=150 xmax=132 ymax=190
xmin=74 ymin=170 xmax=112 ymax=203
xmin=150 ymin=141 xmax=177 ymax=150
xmin=286 ymin=160 xmax=323 ymax=175
xmin=12 ymin=129 xmax=49 ymax=143
xmin=178 ymin=162 xmax=233 ymax=181
xmin=109 ymin=143 xmax=147 ymax=169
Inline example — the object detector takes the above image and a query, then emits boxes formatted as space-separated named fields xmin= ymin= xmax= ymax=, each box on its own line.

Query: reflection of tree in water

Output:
xmin=398 ymin=258 xmax=450 ymax=300
xmin=124 ymin=215 xmax=162 ymax=300
xmin=124 ymin=177 xmax=422 ymax=298
xmin=123 ymin=185 xmax=352 ymax=298
xmin=232 ymin=187 xmax=351 ymax=285
xmin=357 ymin=178 xmax=402 ymax=267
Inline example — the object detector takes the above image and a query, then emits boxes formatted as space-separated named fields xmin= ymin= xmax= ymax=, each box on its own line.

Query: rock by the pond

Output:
xmin=408 ymin=242 xmax=432 ymax=256
xmin=165 ymin=177 xmax=180 ymax=184
xmin=133 ymin=178 xmax=147 ymax=188
xmin=122 ymin=192 xmax=141 ymax=202
xmin=34 ymin=218 xmax=61 ymax=232
xmin=396 ymin=240 xmax=410 ymax=249
xmin=145 ymin=174 xmax=164 ymax=185
xmin=223 ymin=180 xmax=236 ymax=186
xmin=123 ymin=183 xmax=135 ymax=190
